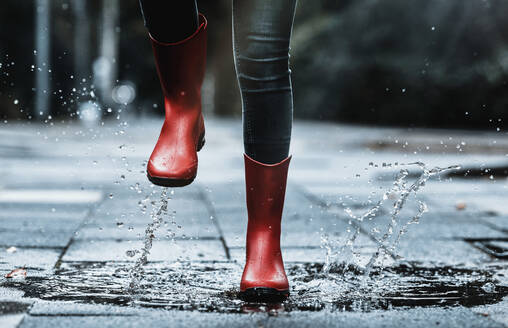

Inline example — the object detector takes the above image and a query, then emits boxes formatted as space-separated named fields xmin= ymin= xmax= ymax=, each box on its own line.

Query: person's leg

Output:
xmin=233 ymin=0 xmax=297 ymax=302
xmin=141 ymin=2 xmax=208 ymax=187
xmin=139 ymin=0 xmax=199 ymax=43
xmin=233 ymin=0 xmax=297 ymax=164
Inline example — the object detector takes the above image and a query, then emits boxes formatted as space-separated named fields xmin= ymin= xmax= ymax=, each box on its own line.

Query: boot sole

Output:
xmin=238 ymin=287 xmax=289 ymax=303
xmin=147 ymin=132 xmax=205 ymax=188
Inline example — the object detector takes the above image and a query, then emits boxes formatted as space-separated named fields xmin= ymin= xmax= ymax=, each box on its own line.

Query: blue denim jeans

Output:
xmin=233 ymin=0 xmax=297 ymax=164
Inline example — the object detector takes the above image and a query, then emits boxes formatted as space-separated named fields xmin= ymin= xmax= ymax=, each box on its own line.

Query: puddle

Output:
xmin=444 ymin=165 xmax=508 ymax=179
xmin=467 ymin=238 xmax=508 ymax=259
xmin=2 ymin=261 xmax=506 ymax=313
xmin=0 ymin=301 xmax=31 ymax=315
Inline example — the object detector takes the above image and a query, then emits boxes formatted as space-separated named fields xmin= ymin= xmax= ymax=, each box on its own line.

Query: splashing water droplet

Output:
xmin=128 ymin=188 xmax=172 ymax=291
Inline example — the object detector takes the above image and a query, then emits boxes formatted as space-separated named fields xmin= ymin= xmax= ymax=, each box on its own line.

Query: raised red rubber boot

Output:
xmin=239 ymin=154 xmax=291 ymax=302
xmin=146 ymin=14 xmax=207 ymax=187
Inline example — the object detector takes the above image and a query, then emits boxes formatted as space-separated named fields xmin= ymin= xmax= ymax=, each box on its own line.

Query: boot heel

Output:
xmin=239 ymin=287 xmax=289 ymax=303
xmin=197 ymin=132 xmax=205 ymax=151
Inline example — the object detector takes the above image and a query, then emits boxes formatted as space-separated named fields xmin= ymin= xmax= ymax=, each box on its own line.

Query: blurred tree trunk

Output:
xmin=200 ymin=0 xmax=241 ymax=117
xmin=35 ymin=0 xmax=51 ymax=118
xmin=94 ymin=0 xmax=119 ymax=110
xmin=71 ymin=0 xmax=90 ymax=82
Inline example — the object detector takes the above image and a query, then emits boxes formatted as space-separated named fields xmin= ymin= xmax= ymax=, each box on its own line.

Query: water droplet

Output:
xmin=481 ymin=282 xmax=496 ymax=293
xmin=125 ymin=250 xmax=137 ymax=257
xmin=6 ymin=246 xmax=17 ymax=253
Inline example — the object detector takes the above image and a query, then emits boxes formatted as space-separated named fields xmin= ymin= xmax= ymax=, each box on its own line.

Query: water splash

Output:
xmin=5 ymin=261 xmax=505 ymax=313
xmin=127 ymin=188 xmax=170 ymax=290
xmin=321 ymin=162 xmax=461 ymax=275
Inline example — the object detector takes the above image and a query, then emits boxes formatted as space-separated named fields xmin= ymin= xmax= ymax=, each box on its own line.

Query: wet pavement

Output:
xmin=0 ymin=117 xmax=507 ymax=327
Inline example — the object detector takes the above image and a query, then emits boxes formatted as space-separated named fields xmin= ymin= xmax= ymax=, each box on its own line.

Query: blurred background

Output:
xmin=0 ymin=0 xmax=507 ymax=129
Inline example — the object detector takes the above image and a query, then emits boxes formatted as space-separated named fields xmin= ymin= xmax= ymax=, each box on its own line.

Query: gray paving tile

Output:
xmin=471 ymin=297 xmax=508 ymax=327
xmin=18 ymin=307 xmax=504 ymax=328
xmin=19 ymin=312 xmax=264 ymax=328
xmin=264 ymin=307 xmax=503 ymax=328
xmin=0 ymin=248 xmax=61 ymax=276
xmin=0 ymin=216 xmax=82 ymax=233
xmin=357 ymin=215 xmax=507 ymax=242
xmin=396 ymin=240 xmax=491 ymax=265
xmin=0 ymin=314 xmax=25 ymax=328
xmin=230 ymin=245 xmax=377 ymax=266
xmin=29 ymin=301 xmax=154 ymax=316
xmin=0 ymin=208 xmax=89 ymax=221
xmin=216 ymin=200 xmax=361 ymax=248
xmin=0 ymin=231 xmax=72 ymax=248
xmin=63 ymin=239 xmax=227 ymax=262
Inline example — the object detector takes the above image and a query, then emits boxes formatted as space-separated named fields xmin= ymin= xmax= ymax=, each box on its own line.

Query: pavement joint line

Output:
xmin=73 ymin=236 xmax=223 ymax=242
xmin=26 ymin=313 xmax=139 ymax=317
xmin=0 ymin=245 xmax=64 ymax=250
xmin=53 ymin=194 xmax=107 ymax=270
xmin=229 ymin=245 xmax=325 ymax=250
xmin=60 ymin=260 xmax=238 ymax=264
xmin=294 ymin=184 xmax=398 ymax=260
xmin=478 ymin=219 xmax=508 ymax=235
xmin=16 ymin=314 xmax=27 ymax=328
xmin=197 ymin=184 xmax=231 ymax=260
xmin=14 ymin=302 xmax=35 ymax=328
xmin=463 ymin=237 xmax=508 ymax=260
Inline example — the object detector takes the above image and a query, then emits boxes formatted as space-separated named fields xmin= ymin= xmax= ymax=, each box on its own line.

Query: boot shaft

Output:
xmin=244 ymin=154 xmax=291 ymax=231
xmin=150 ymin=13 xmax=207 ymax=107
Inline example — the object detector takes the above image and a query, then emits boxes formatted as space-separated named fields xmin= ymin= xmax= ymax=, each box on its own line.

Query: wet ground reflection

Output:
xmin=2 ymin=261 xmax=506 ymax=313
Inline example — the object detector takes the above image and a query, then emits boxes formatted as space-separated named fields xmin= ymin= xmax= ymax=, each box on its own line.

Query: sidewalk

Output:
xmin=0 ymin=117 xmax=507 ymax=327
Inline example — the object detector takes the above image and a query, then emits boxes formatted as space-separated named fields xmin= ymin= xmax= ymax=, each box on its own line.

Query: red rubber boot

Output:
xmin=146 ymin=14 xmax=207 ymax=187
xmin=239 ymin=154 xmax=291 ymax=302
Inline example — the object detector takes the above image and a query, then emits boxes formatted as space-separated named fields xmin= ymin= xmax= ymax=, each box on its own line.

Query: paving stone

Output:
xmin=471 ymin=297 xmax=508 ymax=327
xmin=0 ymin=288 xmax=25 ymax=300
xmin=0 ymin=189 xmax=102 ymax=205
xmin=0 ymin=248 xmax=61 ymax=276
xmin=229 ymin=245 xmax=377 ymax=266
xmin=0 ymin=216 xmax=82 ymax=233
xmin=63 ymin=239 xmax=227 ymax=262
xmin=18 ymin=307 xmax=504 ymax=328
xmin=0 ymin=207 xmax=89 ymax=220
xmin=93 ymin=198 xmax=210 ymax=219
xmin=216 ymin=201 xmax=365 ymax=248
xmin=82 ymin=202 xmax=216 ymax=240
xmin=19 ymin=311 xmax=265 ymax=328
xmin=202 ymin=182 xmax=244 ymax=210
xmin=396 ymin=240 xmax=492 ymax=265
xmin=29 ymin=301 xmax=156 ymax=316
xmin=76 ymin=222 xmax=219 ymax=241
xmin=0 ymin=314 xmax=25 ymax=328
xmin=263 ymin=307 xmax=503 ymax=328
xmin=357 ymin=215 xmax=507 ymax=242
xmin=0 ymin=231 xmax=72 ymax=248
